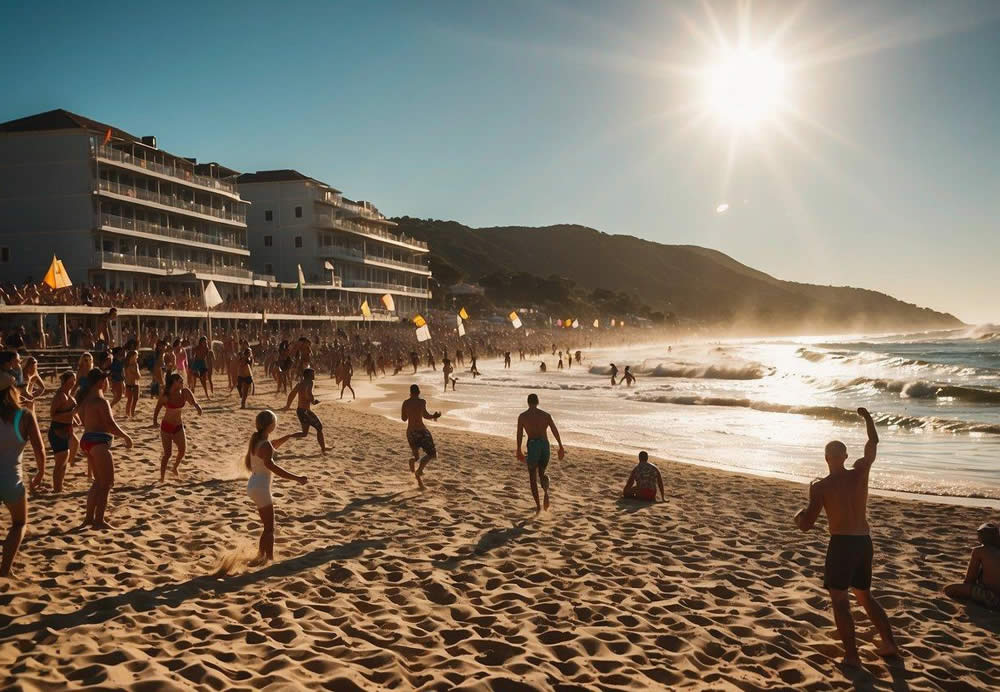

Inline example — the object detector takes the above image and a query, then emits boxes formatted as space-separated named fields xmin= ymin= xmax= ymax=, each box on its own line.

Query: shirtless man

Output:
xmin=442 ymin=357 xmax=457 ymax=391
xmin=237 ymin=348 xmax=254 ymax=409
xmin=794 ymin=407 xmax=900 ymax=666
xmin=401 ymin=384 xmax=440 ymax=490
xmin=609 ymin=363 xmax=619 ymax=386
xmin=283 ymin=368 xmax=328 ymax=454
xmin=944 ymin=522 xmax=1000 ymax=611
xmin=516 ymin=393 xmax=565 ymax=513
xmin=191 ymin=336 xmax=211 ymax=400
xmin=339 ymin=356 xmax=355 ymax=400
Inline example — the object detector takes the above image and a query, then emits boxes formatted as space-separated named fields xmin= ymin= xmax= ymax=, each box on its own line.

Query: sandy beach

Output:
xmin=2 ymin=378 xmax=998 ymax=691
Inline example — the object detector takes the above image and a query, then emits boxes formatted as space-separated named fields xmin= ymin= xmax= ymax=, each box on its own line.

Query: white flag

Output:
xmin=509 ymin=311 xmax=522 ymax=329
xmin=203 ymin=280 xmax=223 ymax=309
xmin=323 ymin=261 xmax=334 ymax=271
xmin=297 ymin=264 xmax=306 ymax=286
xmin=593 ymin=319 xmax=599 ymax=328
xmin=458 ymin=321 xmax=466 ymax=337
xmin=381 ymin=294 xmax=395 ymax=312
xmin=572 ymin=319 xmax=579 ymax=329
xmin=415 ymin=324 xmax=431 ymax=342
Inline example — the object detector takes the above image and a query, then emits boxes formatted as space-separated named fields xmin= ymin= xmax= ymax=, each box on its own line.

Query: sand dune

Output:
xmin=1 ymin=378 xmax=998 ymax=690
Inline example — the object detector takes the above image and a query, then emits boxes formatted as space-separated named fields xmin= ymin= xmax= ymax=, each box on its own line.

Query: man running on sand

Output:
xmin=401 ymin=384 xmax=440 ymax=490
xmin=794 ymin=407 xmax=900 ymax=667
xmin=516 ymin=393 xmax=565 ymax=513
xmin=283 ymin=368 xmax=328 ymax=454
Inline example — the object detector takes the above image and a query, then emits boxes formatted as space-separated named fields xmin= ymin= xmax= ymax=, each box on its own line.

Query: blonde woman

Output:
xmin=244 ymin=410 xmax=306 ymax=566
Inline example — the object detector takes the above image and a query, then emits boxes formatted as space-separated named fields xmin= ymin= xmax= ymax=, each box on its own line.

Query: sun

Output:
xmin=705 ymin=48 xmax=787 ymax=130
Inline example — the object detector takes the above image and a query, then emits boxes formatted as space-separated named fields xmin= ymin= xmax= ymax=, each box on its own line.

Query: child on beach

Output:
xmin=283 ymin=368 xmax=328 ymax=454
xmin=244 ymin=410 xmax=307 ymax=566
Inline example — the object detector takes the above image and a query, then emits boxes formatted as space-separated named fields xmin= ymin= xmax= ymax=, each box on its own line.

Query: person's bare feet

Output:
xmin=409 ymin=458 xmax=416 ymax=473
xmin=91 ymin=521 xmax=114 ymax=531
xmin=877 ymin=644 xmax=900 ymax=658
xmin=248 ymin=553 xmax=269 ymax=567
xmin=415 ymin=469 xmax=425 ymax=490
xmin=543 ymin=493 xmax=550 ymax=511
xmin=840 ymin=656 xmax=862 ymax=668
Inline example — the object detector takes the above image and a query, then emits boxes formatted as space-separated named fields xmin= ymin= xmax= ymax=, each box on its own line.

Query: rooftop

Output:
xmin=0 ymin=108 xmax=141 ymax=142
xmin=237 ymin=169 xmax=341 ymax=193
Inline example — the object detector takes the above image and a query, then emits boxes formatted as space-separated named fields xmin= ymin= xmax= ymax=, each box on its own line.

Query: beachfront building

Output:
xmin=0 ymin=109 xmax=256 ymax=298
xmin=237 ymin=170 xmax=431 ymax=316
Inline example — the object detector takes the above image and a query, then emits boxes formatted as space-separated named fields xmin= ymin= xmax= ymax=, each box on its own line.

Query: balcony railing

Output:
xmin=95 ymin=251 xmax=253 ymax=280
xmin=97 ymin=179 xmax=247 ymax=225
xmin=95 ymin=143 xmax=238 ymax=195
xmin=322 ymin=245 xmax=430 ymax=273
xmin=341 ymin=278 xmax=430 ymax=296
xmin=100 ymin=213 xmax=247 ymax=251
xmin=315 ymin=213 xmax=428 ymax=251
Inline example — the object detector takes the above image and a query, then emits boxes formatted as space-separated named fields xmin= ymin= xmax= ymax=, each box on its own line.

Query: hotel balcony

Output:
xmin=341 ymin=278 xmax=431 ymax=298
xmin=321 ymin=245 xmax=431 ymax=276
xmin=94 ymin=251 xmax=254 ymax=283
xmin=99 ymin=213 xmax=249 ymax=255
xmin=94 ymin=143 xmax=240 ymax=198
xmin=315 ymin=212 xmax=428 ymax=252
xmin=97 ymin=179 xmax=247 ymax=227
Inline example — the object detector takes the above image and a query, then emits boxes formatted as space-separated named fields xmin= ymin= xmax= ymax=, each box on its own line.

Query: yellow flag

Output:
xmin=43 ymin=255 xmax=73 ymax=289
xmin=360 ymin=300 xmax=371 ymax=318
xmin=459 ymin=307 xmax=469 ymax=321
xmin=413 ymin=314 xmax=426 ymax=328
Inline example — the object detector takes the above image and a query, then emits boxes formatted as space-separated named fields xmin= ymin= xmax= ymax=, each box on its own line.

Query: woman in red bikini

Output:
xmin=77 ymin=369 xmax=133 ymax=530
xmin=153 ymin=373 xmax=202 ymax=483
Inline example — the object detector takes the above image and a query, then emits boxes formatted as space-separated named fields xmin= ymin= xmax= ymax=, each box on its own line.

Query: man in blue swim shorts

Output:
xmin=516 ymin=393 xmax=565 ymax=513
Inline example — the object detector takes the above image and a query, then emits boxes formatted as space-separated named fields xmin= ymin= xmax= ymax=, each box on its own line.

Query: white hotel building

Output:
xmin=0 ymin=109 xmax=257 ymax=297
xmin=237 ymin=170 xmax=431 ymax=316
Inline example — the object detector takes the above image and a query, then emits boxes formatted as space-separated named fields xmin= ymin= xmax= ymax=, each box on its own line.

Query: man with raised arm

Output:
xmin=401 ymin=384 xmax=440 ymax=490
xmin=794 ymin=407 xmax=900 ymax=667
xmin=516 ymin=393 xmax=565 ymax=513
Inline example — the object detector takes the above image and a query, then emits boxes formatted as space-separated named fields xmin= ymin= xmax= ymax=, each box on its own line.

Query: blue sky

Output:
xmin=2 ymin=1 xmax=999 ymax=323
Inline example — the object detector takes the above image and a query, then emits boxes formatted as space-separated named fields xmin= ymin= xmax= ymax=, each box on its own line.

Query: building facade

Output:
xmin=0 ymin=109 xmax=256 ymax=298
xmin=237 ymin=170 xmax=431 ymax=316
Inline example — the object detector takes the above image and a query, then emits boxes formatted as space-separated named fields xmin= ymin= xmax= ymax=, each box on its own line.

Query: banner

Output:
xmin=203 ymin=280 xmax=223 ymax=309
xmin=413 ymin=314 xmax=426 ymax=328
xmin=509 ymin=311 xmax=522 ymax=329
xmin=459 ymin=307 xmax=470 ymax=320
xmin=381 ymin=293 xmax=395 ymax=312
xmin=42 ymin=255 xmax=72 ymax=289
xmin=415 ymin=324 xmax=431 ymax=342
xmin=360 ymin=300 xmax=371 ymax=318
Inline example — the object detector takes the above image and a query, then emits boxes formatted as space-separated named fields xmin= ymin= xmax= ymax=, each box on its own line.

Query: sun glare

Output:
xmin=705 ymin=49 xmax=786 ymax=130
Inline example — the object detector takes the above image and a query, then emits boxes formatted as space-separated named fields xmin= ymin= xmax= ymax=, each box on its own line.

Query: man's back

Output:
xmin=817 ymin=464 xmax=871 ymax=536
xmin=402 ymin=397 xmax=426 ymax=431
xmin=978 ymin=546 xmax=1000 ymax=591
xmin=519 ymin=407 xmax=551 ymax=439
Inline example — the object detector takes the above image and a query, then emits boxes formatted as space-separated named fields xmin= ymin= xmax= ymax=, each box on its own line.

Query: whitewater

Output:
xmin=369 ymin=326 xmax=1000 ymax=502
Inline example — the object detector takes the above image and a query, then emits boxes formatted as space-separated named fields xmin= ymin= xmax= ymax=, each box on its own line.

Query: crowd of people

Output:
xmin=0 ymin=312 xmax=996 ymax=671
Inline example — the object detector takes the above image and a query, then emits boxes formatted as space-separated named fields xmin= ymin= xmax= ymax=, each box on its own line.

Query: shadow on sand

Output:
xmin=431 ymin=521 xmax=531 ymax=570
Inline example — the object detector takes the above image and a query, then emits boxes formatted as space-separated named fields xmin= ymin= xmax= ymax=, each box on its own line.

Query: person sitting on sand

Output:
xmin=516 ymin=393 xmax=565 ymax=513
xmin=77 ymin=369 xmax=133 ymax=530
xmin=623 ymin=451 xmax=664 ymax=502
xmin=283 ymin=368 xmax=328 ymax=454
xmin=401 ymin=384 xmax=441 ymax=490
xmin=794 ymin=407 xmax=900 ymax=666
xmin=153 ymin=373 xmax=203 ymax=482
xmin=244 ymin=410 xmax=307 ymax=567
xmin=0 ymin=373 xmax=45 ymax=578
xmin=944 ymin=522 xmax=1000 ymax=610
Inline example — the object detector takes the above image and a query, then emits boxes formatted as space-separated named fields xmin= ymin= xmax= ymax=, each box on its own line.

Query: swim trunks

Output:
xmin=191 ymin=359 xmax=208 ymax=375
xmin=238 ymin=375 xmax=253 ymax=387
xmin=48 ymin=422 xmax=71 ymax=454
xmin=526 ymin=438 xmax=550 ymax=474
xmin=634 ymin=488 xmax=656 ymax=501
xmin=110 ymin=362 xmax=125 ymax=383
xmin=126 ymin=384 xmax=139 ymax=395
xmin=407 ymin=428 xmax=436 ymax=458
xmin=80 ymin=432 xmax=113 ymax=453
xmin=296 ymin=408 xmax=323 ymax=431
xmin=971 ymin=583 xmax=1000 ymax=610
xmin=824 ymin=535 xmax=874 ymax=591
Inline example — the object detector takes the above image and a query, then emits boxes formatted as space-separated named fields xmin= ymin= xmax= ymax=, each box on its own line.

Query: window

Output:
xmin=265 ymin=263 xmax=273 ymax=274
xmin=264 ymin=210 xmax=273 ymax=222
xmin=263 ymin=235 xmax=273 ymax=247
xmin=295 ymin=236 xmax=303 ymax=248
xmin=0 ymin=247 xmax=8 ymax=262
xmin=295 ymin=206 xmax=302 ymax=218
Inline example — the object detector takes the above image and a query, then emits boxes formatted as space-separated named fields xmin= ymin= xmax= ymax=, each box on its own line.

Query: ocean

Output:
xmin=370 ymin=325 xmax=1000 ymax=502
